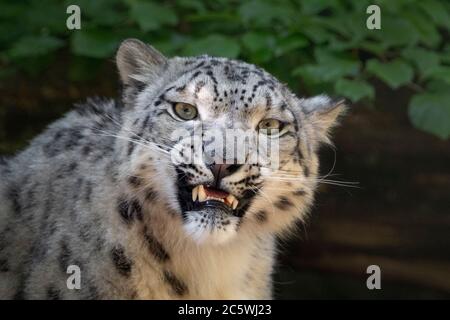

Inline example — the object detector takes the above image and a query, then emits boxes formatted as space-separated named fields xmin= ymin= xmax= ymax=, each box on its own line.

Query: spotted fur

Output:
xmin=0 ymin=39 xmax=345 ymax=299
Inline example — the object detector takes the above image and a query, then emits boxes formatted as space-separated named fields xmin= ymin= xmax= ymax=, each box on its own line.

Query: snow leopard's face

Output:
xmin=117 ymin=39 xmax=345 ymax=245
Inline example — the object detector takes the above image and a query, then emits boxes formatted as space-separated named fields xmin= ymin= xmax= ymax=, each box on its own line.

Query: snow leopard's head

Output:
xmin=116 ymin=39 xmax=345 ymax=245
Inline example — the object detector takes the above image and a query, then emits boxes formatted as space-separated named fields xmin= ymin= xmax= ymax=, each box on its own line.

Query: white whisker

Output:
xmin=93 ymin=130 xmax=171 ymax=156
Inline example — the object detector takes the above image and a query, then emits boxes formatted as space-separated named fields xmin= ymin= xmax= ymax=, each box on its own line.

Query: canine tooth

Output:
xmin=198 ymin=185 xmax=206 ymax=202
xmin=232 ymin=199 xmax=239 ymax=210
xmin=192 ymin=186 xmax=198 ymax=201
xmin=225 ymin=194 xmax=236 ymax=205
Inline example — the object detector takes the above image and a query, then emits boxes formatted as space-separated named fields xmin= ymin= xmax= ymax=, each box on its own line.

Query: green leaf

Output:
xmin=409 ymin=92 xmax=450 ymax=139
xmin=404 ymin=9 xmax=441 ymax=48
xmin=334 ymin=79 xmax=374 ymax=102
xmin=426 ymin=80 xmax=450 ymax=93
xmin=26 ymin=0 xmax=66 ymax=33
xmin=293 ymin=62 xmax=358 ymax=83
xmin=316 ymin=11 xmax=369 ymax=43
xmin=359 ymin=41 xmax=386 ymax=56
xmin=0 ymin=2 xmax=28 ymax=19
xmin=301 ymin=0 xmax=339 ymax=15
xmin=8 ymin=35 xmax=64 ymax=58
xmin=299 ymin=19 xmax=334 ymax=44
xmin=372 ymin=16 xmax=419 ymax=47
xmin=151 ymin=34 xmax=190 ymax=56
xmin=418 ymin=0 xmax=450 ymax=28
xmin=182 ymin=35 xmax=240 ymax=58
xmin=366 ymin=59 xmax=414 ymax=89
xmin=238 ymin=0 xmax=294 ymax=27
xmin=71 ymin=0 xmax=124 ymax=26
xmin=402 ymin=48 xmax=440 ymax=78
xmin=241 ymin=32 xmax=275 ymax=63
xmin=71 ymin=30 xmax=120 ymax=58
xmin=428 ymin=67 xmax=450 ymax=85
xmin=177 ymin=0 xmax=206 ymax=13
xmin=376 ymin=0 xmax=413 ymax=14
xmin=241 ymin=32 xmax=270 ymax=52
xmin=129 ymin=1 xmax=177 ymax=32
xmin=293 ymin=51 xmax=360 ymax=82
xmin=186 ymin=12 xmax=238 ymax=24
xmin=275 ymin=35 xmax=308 ymax=56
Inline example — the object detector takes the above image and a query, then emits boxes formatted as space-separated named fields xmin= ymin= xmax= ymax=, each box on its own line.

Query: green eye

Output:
xmin=173 ymin=102 xmax=198 ymax=120
xmin=258 ymin=118 xmax=282 ymax=135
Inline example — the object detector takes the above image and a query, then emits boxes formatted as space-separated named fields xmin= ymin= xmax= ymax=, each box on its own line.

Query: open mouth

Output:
xmin=192 ymin=185 xmax=239 ymax=210
xmin=190 ymin=184 xmax=242 ymax=217
xmin=177 ymin=182 xmax=247 ymax=218
xmin=175 ymin=169 xmax=255 ymax=219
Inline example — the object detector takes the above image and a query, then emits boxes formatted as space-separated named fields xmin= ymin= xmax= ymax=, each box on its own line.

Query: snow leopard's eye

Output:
xmin=258 ymin=118 xmax=284 ymax=136
xmin=173 ymin=102 xmax=198 ymax=120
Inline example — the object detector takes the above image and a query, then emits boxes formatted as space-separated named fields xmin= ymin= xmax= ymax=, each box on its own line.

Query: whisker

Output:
xmin=101 ymin=113 xmax=175 ymax=152
xmin=264 ymin=176 xmax=360 ymax=188
xmin=93 ymin=130 xmax=171 ymax=156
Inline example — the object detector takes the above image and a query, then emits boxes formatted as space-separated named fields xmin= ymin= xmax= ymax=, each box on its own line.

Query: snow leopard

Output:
xmin=0 ymin=39 xmax=345 ymax=299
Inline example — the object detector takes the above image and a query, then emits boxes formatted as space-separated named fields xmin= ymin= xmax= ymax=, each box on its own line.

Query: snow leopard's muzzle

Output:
xmin=175 ymin=164 xmax=257 ymax=221
xmin=173 ymin=161 xmax=262 ymax=244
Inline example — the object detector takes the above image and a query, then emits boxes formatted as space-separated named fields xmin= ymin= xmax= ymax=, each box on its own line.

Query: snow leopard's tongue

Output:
xmin=204 ymin=186 xmax=228 ymax=199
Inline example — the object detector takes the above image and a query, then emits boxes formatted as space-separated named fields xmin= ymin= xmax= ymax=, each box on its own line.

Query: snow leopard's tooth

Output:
xmin=225 ymin=194 xmax=236 ymax=206
xmin=206 ymin=196 xmax=224 ymax=202
xmin=198 ymin=185 xmax=206 ymax=202
xmin=232 ymin=199 xmax=239 ymax=210
xmin=192 ymin=186 xmax=199 ymax=202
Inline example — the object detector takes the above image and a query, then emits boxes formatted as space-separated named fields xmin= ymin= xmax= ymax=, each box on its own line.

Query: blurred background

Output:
xmin=0 ymin=0 xmax=449 ymax=299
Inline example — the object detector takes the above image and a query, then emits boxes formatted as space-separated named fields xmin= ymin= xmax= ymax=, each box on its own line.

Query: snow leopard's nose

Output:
xmin=209 ymin=163 xmax=242 ymax=185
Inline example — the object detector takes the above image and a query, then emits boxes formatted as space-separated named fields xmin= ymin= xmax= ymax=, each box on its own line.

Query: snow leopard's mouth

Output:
xmin=177 ymin=183 xmax=248 ymax=218
xmin=191 ymin=185 xmax=239 ymax=210
xmin=190 ymin=185 xmax=243 ymax=217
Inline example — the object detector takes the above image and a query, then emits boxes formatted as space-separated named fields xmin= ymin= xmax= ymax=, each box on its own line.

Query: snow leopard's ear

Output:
xmin=116 ymin=38 xmax=168 ymax=96
xmin=302 ymin=95 xmax=347 ymax=144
